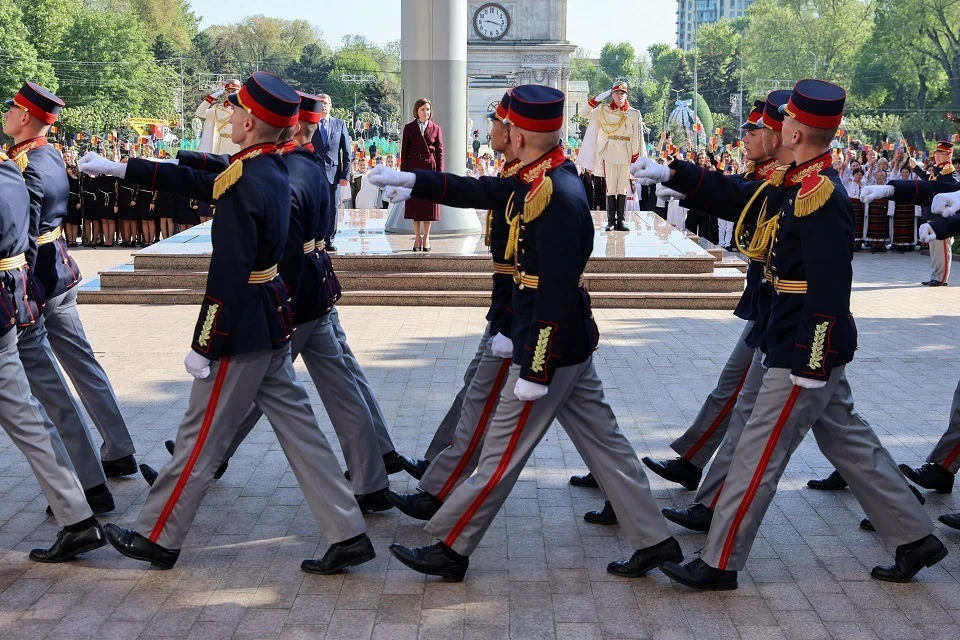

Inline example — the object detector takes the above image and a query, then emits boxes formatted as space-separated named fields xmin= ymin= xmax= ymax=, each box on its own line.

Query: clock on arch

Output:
xmin=473 ymin=3 xmax=511 ymax=41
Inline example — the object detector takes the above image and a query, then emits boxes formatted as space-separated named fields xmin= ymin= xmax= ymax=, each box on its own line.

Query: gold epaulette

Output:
xmin=743 ymin=160 xmax=756 ymax=177
xmin=213 ymin=159 xmax=242 ymax=200
xmin=941 ymin=163 xmax=956 ymax=176
xmin=794 ymin=175 xmax=834 ymax=218
xmin=13 ymin=153 xmax=28 ymax=173
xmin=522 ymin=176 xmax=552 ymax=224
xmin=768 ymin=166 xmax=787 ymax=187
xmin=0 ymin=151 xmax=8 ymax=162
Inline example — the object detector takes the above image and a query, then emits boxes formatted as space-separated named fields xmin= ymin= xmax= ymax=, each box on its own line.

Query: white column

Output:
xmin=386 ymin=0 xmax=481 ymax=234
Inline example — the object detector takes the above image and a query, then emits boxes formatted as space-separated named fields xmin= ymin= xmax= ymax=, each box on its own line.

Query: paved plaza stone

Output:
xmin=0 ymin=246 xmax=958 ymax=639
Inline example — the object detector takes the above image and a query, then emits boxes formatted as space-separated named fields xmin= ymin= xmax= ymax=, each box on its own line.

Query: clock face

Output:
xmin=474 ymin=3 xmax=510 ymax=41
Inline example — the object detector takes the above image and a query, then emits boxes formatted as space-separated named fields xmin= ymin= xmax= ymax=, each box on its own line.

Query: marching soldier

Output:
xmin=79 ymin=72 xmax=374 ymax=574
xmin=0 ymin=154 xmax=105 ymax=563
xmin=144 ymin=91 xmax=397 ymax=514
xmin=370 ymin=85 xmax=682 ymax=582
xmin=4 ymin=82 xmax=137 ymax=476
xmin=583 ymin=80 xmax=643 ymax=231
xmin=196 ymin=79 xmax=242 ymax=156
xmin=382 ymin=91 xmax=520 ymax=518
xmin=634 ymin=80 xmax=946 ymax=590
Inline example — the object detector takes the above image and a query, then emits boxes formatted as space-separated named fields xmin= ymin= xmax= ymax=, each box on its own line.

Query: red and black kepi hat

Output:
xmin=611 ymin=80 xmax=629 ymax=93
xmin=297 ymin=91 xmax=323 ymax=124
xmin=5 ymin=82 xmax=64 ymax=125
xmin=936 ymin=140 xmax=954 ymax=153
xmin=505 ymin=84 xmax=565 ymax=132
xmin=759 ymin=90 xmax=791 ymax=132
xmin=488 ymin=90 xmax=511 ymax=122
xmin=780 ymin=79 xmax=845 ymax=129
xmin=227 ymin=72 xmax=300 ymax=128
xmin=740 ymin=99 xmax=766 ymax=130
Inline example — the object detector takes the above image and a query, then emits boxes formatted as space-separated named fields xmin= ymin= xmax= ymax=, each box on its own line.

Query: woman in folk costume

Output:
xmin=847 ymin=167 xmax=867 ymax=251
xmin=399 ymin=98 xmax=444 ymax=251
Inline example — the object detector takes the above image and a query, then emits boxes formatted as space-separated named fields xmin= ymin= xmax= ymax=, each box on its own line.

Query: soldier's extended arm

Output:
xmin=125 ymin=158 xmax=216 ymax=203
xmin=663 ymin=160 xmax=766 ymax=222
xmin=411 ymin=170 xmax=514 ymax=211
xmin=887 ymin=179 xmax=960 ymax=206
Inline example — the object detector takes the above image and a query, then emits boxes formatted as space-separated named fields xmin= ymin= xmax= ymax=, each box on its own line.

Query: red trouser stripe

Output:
xmin=684 ymin=365 xmax=751 ymax=461
xmin=943 ymin=441 xmax=960 ymax=470
xmin=718 ymin=385 xmax=801 ymax=569
xmin=437 ymin=359 xmax=512 ymax=501
xmin=150 ymin=357 xmax=231 ymax=543
xmin=942 ymin=240 xmax=951 ymax=283
xmin=444 ymin=400 xmax=534 ymax=549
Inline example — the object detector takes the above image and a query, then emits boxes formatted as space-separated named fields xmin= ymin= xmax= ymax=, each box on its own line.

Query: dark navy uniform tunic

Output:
xmin=125 ymin=144 xmax=293 ymax=360
xmin=0 ymin=159 xmax=46 ymax=333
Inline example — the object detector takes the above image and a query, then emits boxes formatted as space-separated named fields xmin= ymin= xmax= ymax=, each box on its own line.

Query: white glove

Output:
xmin=594 ymin=89 xmax=613 ymax=102
xmin=790 ymin=375 xmax=826 ymax=389
xmin=490 ymin=333 xmax=513 ymax=359
xmin=919 ymin=223 xmax=938 ymax=243
xmin=931 ymin=191 xmax=960 ymax=217
xmin=630 ymin=156 xmax=671 ymax=186
xmin=656 ymin=184 xmax=684 ymax=201
xmin=211 ymin=88 xmax=225 ymax=99
xmin=184 ymin=351 xmax=211 ymax=380
xmin=859 ymin=185 xmax=893 ymax=205
xmin=382 ymin=186 xmax=412 ymax=203
xmin=367 ymin=164 xmax=416 ymax=189
xmin=514 ymin=378 xmax=549 ymax=402
xmin=78 ymin=152 xmax=127 ymax=178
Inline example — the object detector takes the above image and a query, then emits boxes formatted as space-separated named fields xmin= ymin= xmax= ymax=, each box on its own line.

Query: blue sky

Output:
xmin=186 ymin=1 xmax=677 ymax=56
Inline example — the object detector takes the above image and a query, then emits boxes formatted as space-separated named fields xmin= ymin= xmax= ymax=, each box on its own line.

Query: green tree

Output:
xmin=598 ymin=42 xmax=637 ymax=83
xmin=0 ymin=0 xmax=56 ymax=99
xmin=18 ymin=0 xmax=81 ymax=60
xmin=693 ymin=19 xmax=741 ymax=113
xmin=671 ymin=55 xmax=693 ymax=95
xmin=570 ymin=47 xmax=608 ymax=97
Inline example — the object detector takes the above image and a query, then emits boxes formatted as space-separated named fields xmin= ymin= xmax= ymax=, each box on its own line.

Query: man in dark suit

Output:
xmin=310 ymin=93 xmax=350 ymax=252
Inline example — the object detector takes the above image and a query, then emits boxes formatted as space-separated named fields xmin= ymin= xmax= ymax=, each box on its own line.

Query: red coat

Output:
xmin=400 ymin=119 xmax=444 ymax=221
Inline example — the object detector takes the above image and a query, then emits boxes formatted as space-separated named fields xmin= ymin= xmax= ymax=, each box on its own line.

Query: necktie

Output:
xmin=320 ymin=119 xmax=328 ymax=147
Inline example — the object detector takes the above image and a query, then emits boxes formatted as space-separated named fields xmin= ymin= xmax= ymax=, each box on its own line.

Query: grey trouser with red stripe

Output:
xmin=18 ymin=315 xmax=107 ymax=491
xmin=223 ymin=313 xmax=389 ymax=495
xmin=425 ymin=325 xmax=491 ymax=461
xmin=0 ymin=328 xmax=92 ymax=526
xmin=329 ymin=307 xmax=396 ymax=457
xmin=928 ymin=238 xmax=952 ymax=284
xmin=135 ymin=346 xmax=365 ymax=550
xmin=419 ymin=338 xmax=510 ymax=500
xmin=424 ymin=358 xmax=672 ymax=556
xmin=925 ymin=378 xmax=960 ymax=474
xmin=702 ymin=366 xmax=933 ymax=571
xmin=41 ymin=287 xmax=135 ymax=462
xmin=670 ymin=321 xmax=755 ymax=469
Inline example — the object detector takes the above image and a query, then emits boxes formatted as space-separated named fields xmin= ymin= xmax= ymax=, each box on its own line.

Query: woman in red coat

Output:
xmin=400 ymin=97 xmax=444 ymax=250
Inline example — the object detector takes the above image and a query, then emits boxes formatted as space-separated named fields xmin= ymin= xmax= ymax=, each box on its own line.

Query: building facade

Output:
xmin=466 ymin=1 xmax=577 ymax=142
xmin=676 ymin=0 xmax=753 ymax=50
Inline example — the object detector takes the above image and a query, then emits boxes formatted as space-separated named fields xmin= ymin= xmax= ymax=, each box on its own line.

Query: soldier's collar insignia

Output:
xmin=10 ymin=137 xmax=46 ymax=171
xmin=518 ymin=146 xmax=565 ymax=185
xmin=277 ymin=140 xmax=298 ymax=155
xmin=755 ymin=158 xmax=778 ymax=181
xmin=939 ymin=162 xmax=956 ymax=176
xmin=230 ymin=142 xmax=277 ymax=163
xmin=500 ymin=158 xmax=521 ymax=179
xmin=608 ymin=99 xmax=629 ymax=112
xmin=785 ymin=152 xmax=834 ymax=217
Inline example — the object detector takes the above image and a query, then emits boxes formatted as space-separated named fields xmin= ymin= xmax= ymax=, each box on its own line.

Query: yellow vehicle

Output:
xmin=127 ymin=118 xmax=180 ymax=145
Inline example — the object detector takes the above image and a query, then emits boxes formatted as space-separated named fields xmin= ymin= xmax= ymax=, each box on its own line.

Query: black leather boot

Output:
xmin=607 ymin=537 xmax=683 ymax=577
xmin=871 ymin=534 xmax=947 ymax=582
xmin=661 ymin=557 xmax=737 ymax=590
xmin=604 ymin=196 xmax=616 ymax=231
xmin=356 ymin=489 xmax=393 ymax=513
xmin=641 ymin=456 xmax=702 ymax=490
xmin=384 ymin=489 xmax=443 ymax=520
xmin=569 ymin=472 xmax=598 ymax=488
xmin=899 ymin=463 xmax=954 ymax=493
xmin=399 ymin=456 xmax=430 ymax=480
xmin=102 ymin=455 xmax=138 ymax=477
xmin=661 ymin=503 xmax=713 ymax=532
xmin=29 ymin=523 xmax=106 ymax=563
xmin=301 ymin=533 xmax=376 ymax=575
xmin=806 ymin=470 xmax=848 ymax=491
xmin=938 ymin=513 xmax=960 ymax=530
xmin=389 ymin=542 xmax=468 ymax=581
xmin=104 ymin=523 xmax=180 ymax=569
xmin=615 ymin=194 xmax=628 ymax=231
xmin=584 ymin=501 xmax=618 ymax=525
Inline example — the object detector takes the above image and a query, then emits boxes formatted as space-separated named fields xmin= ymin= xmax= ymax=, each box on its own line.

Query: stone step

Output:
xmin=78 ymin=280 xmax=742 ymax=309
xmin=132 ymin=252 xmax=719 ymax=275
xmin=98 ymin=266 xmax=745 ymax=294
xmin=716 ymin=257 xmax=748 ymax=272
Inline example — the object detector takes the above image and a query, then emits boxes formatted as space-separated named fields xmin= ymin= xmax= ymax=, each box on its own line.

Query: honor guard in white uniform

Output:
xmin=583 ymin=80 xmax=643 ymax=231
xmin=196 ymin=79 xmax=242 ymax=156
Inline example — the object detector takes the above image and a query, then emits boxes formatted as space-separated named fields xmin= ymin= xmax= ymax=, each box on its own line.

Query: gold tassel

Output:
xmin=522 ymin=176 xmax=553 ymax=224
xmin=213 ymin=160 xmax=243 ymax=200
xmin=793 ymin=176 xmax=834 ymax=218
xmin=734 ymin=182 xmax=769 ymax=257
xmin=768 ymin=166 xmax=787 ymax=187
xmin=13 ymin=153 xmax=28 ymax=173
xmin=503 ymin=193 xmax=519 ymax=261
xmin=484 ymin=209 xmax=493 ymax=247
xmin=743 ymin=160 xmax=756 ymax=176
